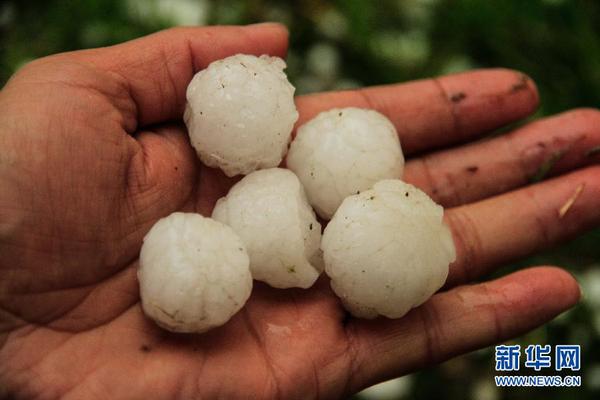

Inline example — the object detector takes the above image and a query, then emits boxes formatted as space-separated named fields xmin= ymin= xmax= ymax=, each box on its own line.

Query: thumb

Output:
xmin=127 ymin=124 xmax=198 ymax=219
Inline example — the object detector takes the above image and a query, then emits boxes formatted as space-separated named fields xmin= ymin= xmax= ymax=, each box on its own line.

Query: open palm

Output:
xmin=1 ymin=24 xmax=598 ymax=399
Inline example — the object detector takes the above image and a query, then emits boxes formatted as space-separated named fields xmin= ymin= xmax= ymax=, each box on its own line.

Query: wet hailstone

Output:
xmin=138 ymin=213 xmax=252 ymax=333
xmin=212 ymin=168 xmax=323 ymax=289
xmin=287 ymin=107 xmax=405 ymax=219
xmin=321 ymin=180 xmax=456 ymax=319
xmin=184 ymin=54 xmax=298 ymax=177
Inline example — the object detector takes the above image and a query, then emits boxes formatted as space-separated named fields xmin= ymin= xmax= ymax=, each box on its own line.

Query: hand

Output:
xmin=0 ymin=23 xmax=598 ymax=399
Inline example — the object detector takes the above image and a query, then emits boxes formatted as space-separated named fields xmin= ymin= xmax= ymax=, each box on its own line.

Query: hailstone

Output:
xmin=321 ymin=180 xmax=456 ymax=319
xmin=138 ymin=212 xmax=252 ymax=333
xmin=184 ymin=54 xmax=299 ymax=177
xmin=212 ymin=168 xmax=323 ymax=289
xmin=286 ymin=107 xmax=405 ymax=219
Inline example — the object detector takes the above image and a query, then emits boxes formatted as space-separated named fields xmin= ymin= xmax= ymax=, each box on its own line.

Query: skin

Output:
xmin=0 ymin=23 xmax=598 ymax=399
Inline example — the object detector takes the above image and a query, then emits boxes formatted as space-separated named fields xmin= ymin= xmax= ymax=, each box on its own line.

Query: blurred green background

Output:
xmin=1 ymin=0 xmax=598 ymax=399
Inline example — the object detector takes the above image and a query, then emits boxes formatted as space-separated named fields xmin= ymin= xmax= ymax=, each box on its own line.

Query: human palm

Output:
xmin=1 ymin=24 xmax=599 ymax=399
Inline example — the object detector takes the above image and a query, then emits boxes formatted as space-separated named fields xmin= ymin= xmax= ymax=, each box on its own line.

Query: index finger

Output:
xmin=296 ymin=69 xmax=539 ymax=155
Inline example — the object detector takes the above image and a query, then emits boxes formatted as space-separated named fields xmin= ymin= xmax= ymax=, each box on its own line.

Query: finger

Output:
xmin=445 ymin=165 xmax=600 ymax=287
xmin=126 ymin=124 xmax=199 ymax=217
xmin=346 ymin=266 xmax=580 ymax=394
xmin=295 ymin=69 xmax=539 ymax=155
xmin=66 ymin=24 xmax=289 ymax=128
xmin=404 ymin=108 xmax=600 ymax=207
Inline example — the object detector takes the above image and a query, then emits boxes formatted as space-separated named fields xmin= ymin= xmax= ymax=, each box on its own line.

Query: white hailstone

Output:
xmin=212 ymin=168 xmax=323 ymax=289
xmin=286 ymin=107 xmax=404 ymax=220
xmin=138 ymin=212 xmax=252 ymax=333
xmin=184 ymin=54 xmax=299 ymax=177
xmin=321 ymin=180 xmax=456 ymax=319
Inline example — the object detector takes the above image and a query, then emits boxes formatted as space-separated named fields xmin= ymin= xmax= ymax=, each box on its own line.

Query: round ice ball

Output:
xmin=184 ymin=54 xmax=299 ymax=177
xmin=286 ymin=107 xmax=404 ymax=220
xmin=212 ymin=168 xmax=323 ymax=289
xmin=321 ymin=180 xmax=456 ymax=319
xmin=138 ymin=212 xmax=252 ymax=333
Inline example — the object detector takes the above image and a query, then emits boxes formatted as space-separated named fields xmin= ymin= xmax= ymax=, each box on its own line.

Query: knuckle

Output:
xmin=444 ymin=209 xmax=483 ymax=285
xmin=417 ymin=302 xmax=445 ymax=366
